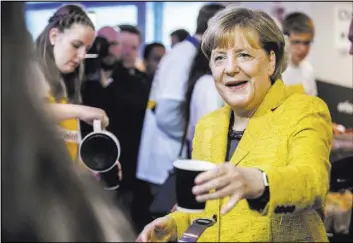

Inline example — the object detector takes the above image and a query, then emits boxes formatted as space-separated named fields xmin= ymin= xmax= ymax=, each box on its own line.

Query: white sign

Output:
xmin=334 ymin=4 xmax=353 ymax=51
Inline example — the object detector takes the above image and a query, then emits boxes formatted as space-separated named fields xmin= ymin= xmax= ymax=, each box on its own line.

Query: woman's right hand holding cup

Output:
xmin=136 ymin=216 xmax=177 ymax=242
xmin=77 ymin=105 xmax=109 ymax=128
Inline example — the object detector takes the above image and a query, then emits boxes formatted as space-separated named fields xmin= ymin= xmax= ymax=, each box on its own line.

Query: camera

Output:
xmin=84 ymin=36 xmax=111 ymax=81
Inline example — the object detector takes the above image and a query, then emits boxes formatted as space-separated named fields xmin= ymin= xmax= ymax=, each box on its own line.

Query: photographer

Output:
xmin=81 ymin=28 xmax=151 ymax=228
xmin=81 ymin=34 xmax=119 ymax=137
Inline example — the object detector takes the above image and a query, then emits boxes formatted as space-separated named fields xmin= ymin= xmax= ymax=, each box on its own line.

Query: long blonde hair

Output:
xmin=35 ymin=4 xmax=94 ymax=103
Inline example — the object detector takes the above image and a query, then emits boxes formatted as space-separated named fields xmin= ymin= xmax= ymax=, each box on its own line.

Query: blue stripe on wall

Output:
xmin=153 ymin=2 xmax=164 ymax=42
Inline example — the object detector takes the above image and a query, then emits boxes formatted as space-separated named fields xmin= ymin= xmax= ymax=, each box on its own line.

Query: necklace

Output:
xmin=228 ymin=129 xmax=245 ymax=140
xmin=228 ymin=112 xmax=245 ymax=139
xmin=228 ymin=105 xmax=258 ymax=139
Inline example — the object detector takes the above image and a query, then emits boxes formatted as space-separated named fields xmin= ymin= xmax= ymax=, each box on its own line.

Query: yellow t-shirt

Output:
xmin=47 ymin=94 xmax=81 ymax=162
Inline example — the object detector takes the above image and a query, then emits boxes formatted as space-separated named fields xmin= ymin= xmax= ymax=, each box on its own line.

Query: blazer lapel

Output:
xmin=230 ymin=80 xmax=288 ymax=165
xmin=230 ymin=109 xmax=274 ymax=165
xmin=209 ymin=106 xmax=231 ymax=164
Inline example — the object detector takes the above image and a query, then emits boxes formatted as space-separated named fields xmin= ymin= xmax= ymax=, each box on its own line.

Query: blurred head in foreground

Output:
xmin=1 ymin=2 xmax=135 ymax=241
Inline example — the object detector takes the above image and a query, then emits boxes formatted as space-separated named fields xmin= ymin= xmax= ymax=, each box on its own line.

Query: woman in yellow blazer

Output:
xmin=137 ymin=6 xmax=332 ymax=242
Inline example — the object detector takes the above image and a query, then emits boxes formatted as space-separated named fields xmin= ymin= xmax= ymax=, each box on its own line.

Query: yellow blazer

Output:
xmin=286 ymin=83 xmax=306 ymax=95
xmin=170 ymin=80 xmax=332 ymax=242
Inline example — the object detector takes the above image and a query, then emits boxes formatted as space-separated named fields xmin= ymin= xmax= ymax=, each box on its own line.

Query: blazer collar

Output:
xmin=211 ymin=80 xmax=288 ymax=165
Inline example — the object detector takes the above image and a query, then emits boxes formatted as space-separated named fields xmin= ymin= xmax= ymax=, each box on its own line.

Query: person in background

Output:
xmin=170 ymin=28 xmax=190 ymax=47
xmin=35 ymin=4 xmax=109 ymax=163
xmin=97 ymin=26 xmax=121 ymax=60
xmin=135 ymin=3 xmax=225 ymax=233
xmin=81 ymin=26 xmax=121 ymax=138
xmin=81 ymin=23 xmax=149 ymax=193
xmin=82 ymin=24 xmax=150 ymax=226
xmin=137 ymin=6 xmax=332 ymax=242
xmin=114 ymin=24 xmax=149 ymax=87
xmin=119 ymin=24 xmax=142 ymax=70
xmin=2 ymin=2 xmax=135 ymax=241
xmin=182 ymin=45 xmax=224 ymax=151
xmin=108 ymin=25 xmax=150 ymax=190
xmin=143 ymin=42 xmax=166 ymax=87
xmin=82 ymin=23 xmax=149 ymax=189
xmin=281 ymin=12 xmax=318 ymax=96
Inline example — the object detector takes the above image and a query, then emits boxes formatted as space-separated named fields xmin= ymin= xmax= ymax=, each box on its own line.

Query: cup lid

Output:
xmin=173 ymin=159 xmax=216 ymax=171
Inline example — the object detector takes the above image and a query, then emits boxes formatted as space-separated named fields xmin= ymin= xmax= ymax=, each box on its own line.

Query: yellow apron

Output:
xmin=47 ymin=95 xmax=81 ymax=162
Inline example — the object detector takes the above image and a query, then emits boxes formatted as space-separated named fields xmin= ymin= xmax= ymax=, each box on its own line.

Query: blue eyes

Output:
xmin=214 ymin=53 xmax=251 ymax=62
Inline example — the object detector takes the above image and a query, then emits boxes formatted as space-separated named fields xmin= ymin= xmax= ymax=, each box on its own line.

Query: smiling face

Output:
xmin=50 ymin=23 xmax=95 ymax=73
xmin=209 ymin=28 xmax=275 ymax=113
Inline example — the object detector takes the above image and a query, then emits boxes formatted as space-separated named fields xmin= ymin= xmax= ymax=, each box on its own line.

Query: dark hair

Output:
xmin=84 ymin=36 xmax=110 ymax=78
xmin=283 ymin=12 xmax=315 ymax=36
xmin=196 ymin=3 xmax=225 ymax=35
xmin=170 ymin=29 xmax=190 ymax=42
xmin=2 ymin=2 xmax=135 ymax=241
xmin=118 ymin=24 xmax=142 ymax=41
xmin=181 ymin=45 xmax=212 ymax=139
xmin=143 ymin=42 xmax=165 ymax=60
xmin=35 ymin=4 xmax=95 ymax=104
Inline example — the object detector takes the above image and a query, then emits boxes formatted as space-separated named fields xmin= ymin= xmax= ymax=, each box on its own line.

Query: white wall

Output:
xmin=309 ymin=2 xmax=353 ymax=88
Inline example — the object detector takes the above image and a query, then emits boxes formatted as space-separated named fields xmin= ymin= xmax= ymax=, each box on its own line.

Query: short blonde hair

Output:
xmin=202 ymin=6 xmax=286 ymax=82
xmin=270 ymin=15 xmax=289 ymax=73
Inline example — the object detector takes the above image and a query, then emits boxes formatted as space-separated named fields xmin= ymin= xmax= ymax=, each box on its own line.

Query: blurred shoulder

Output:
xmin=166 ymin=40 xmax=198 ymax=60
xmin=195 ymin=74 xmax=214 ymax=84
xmin=300 ymin=60 xmax=314 ymax=73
